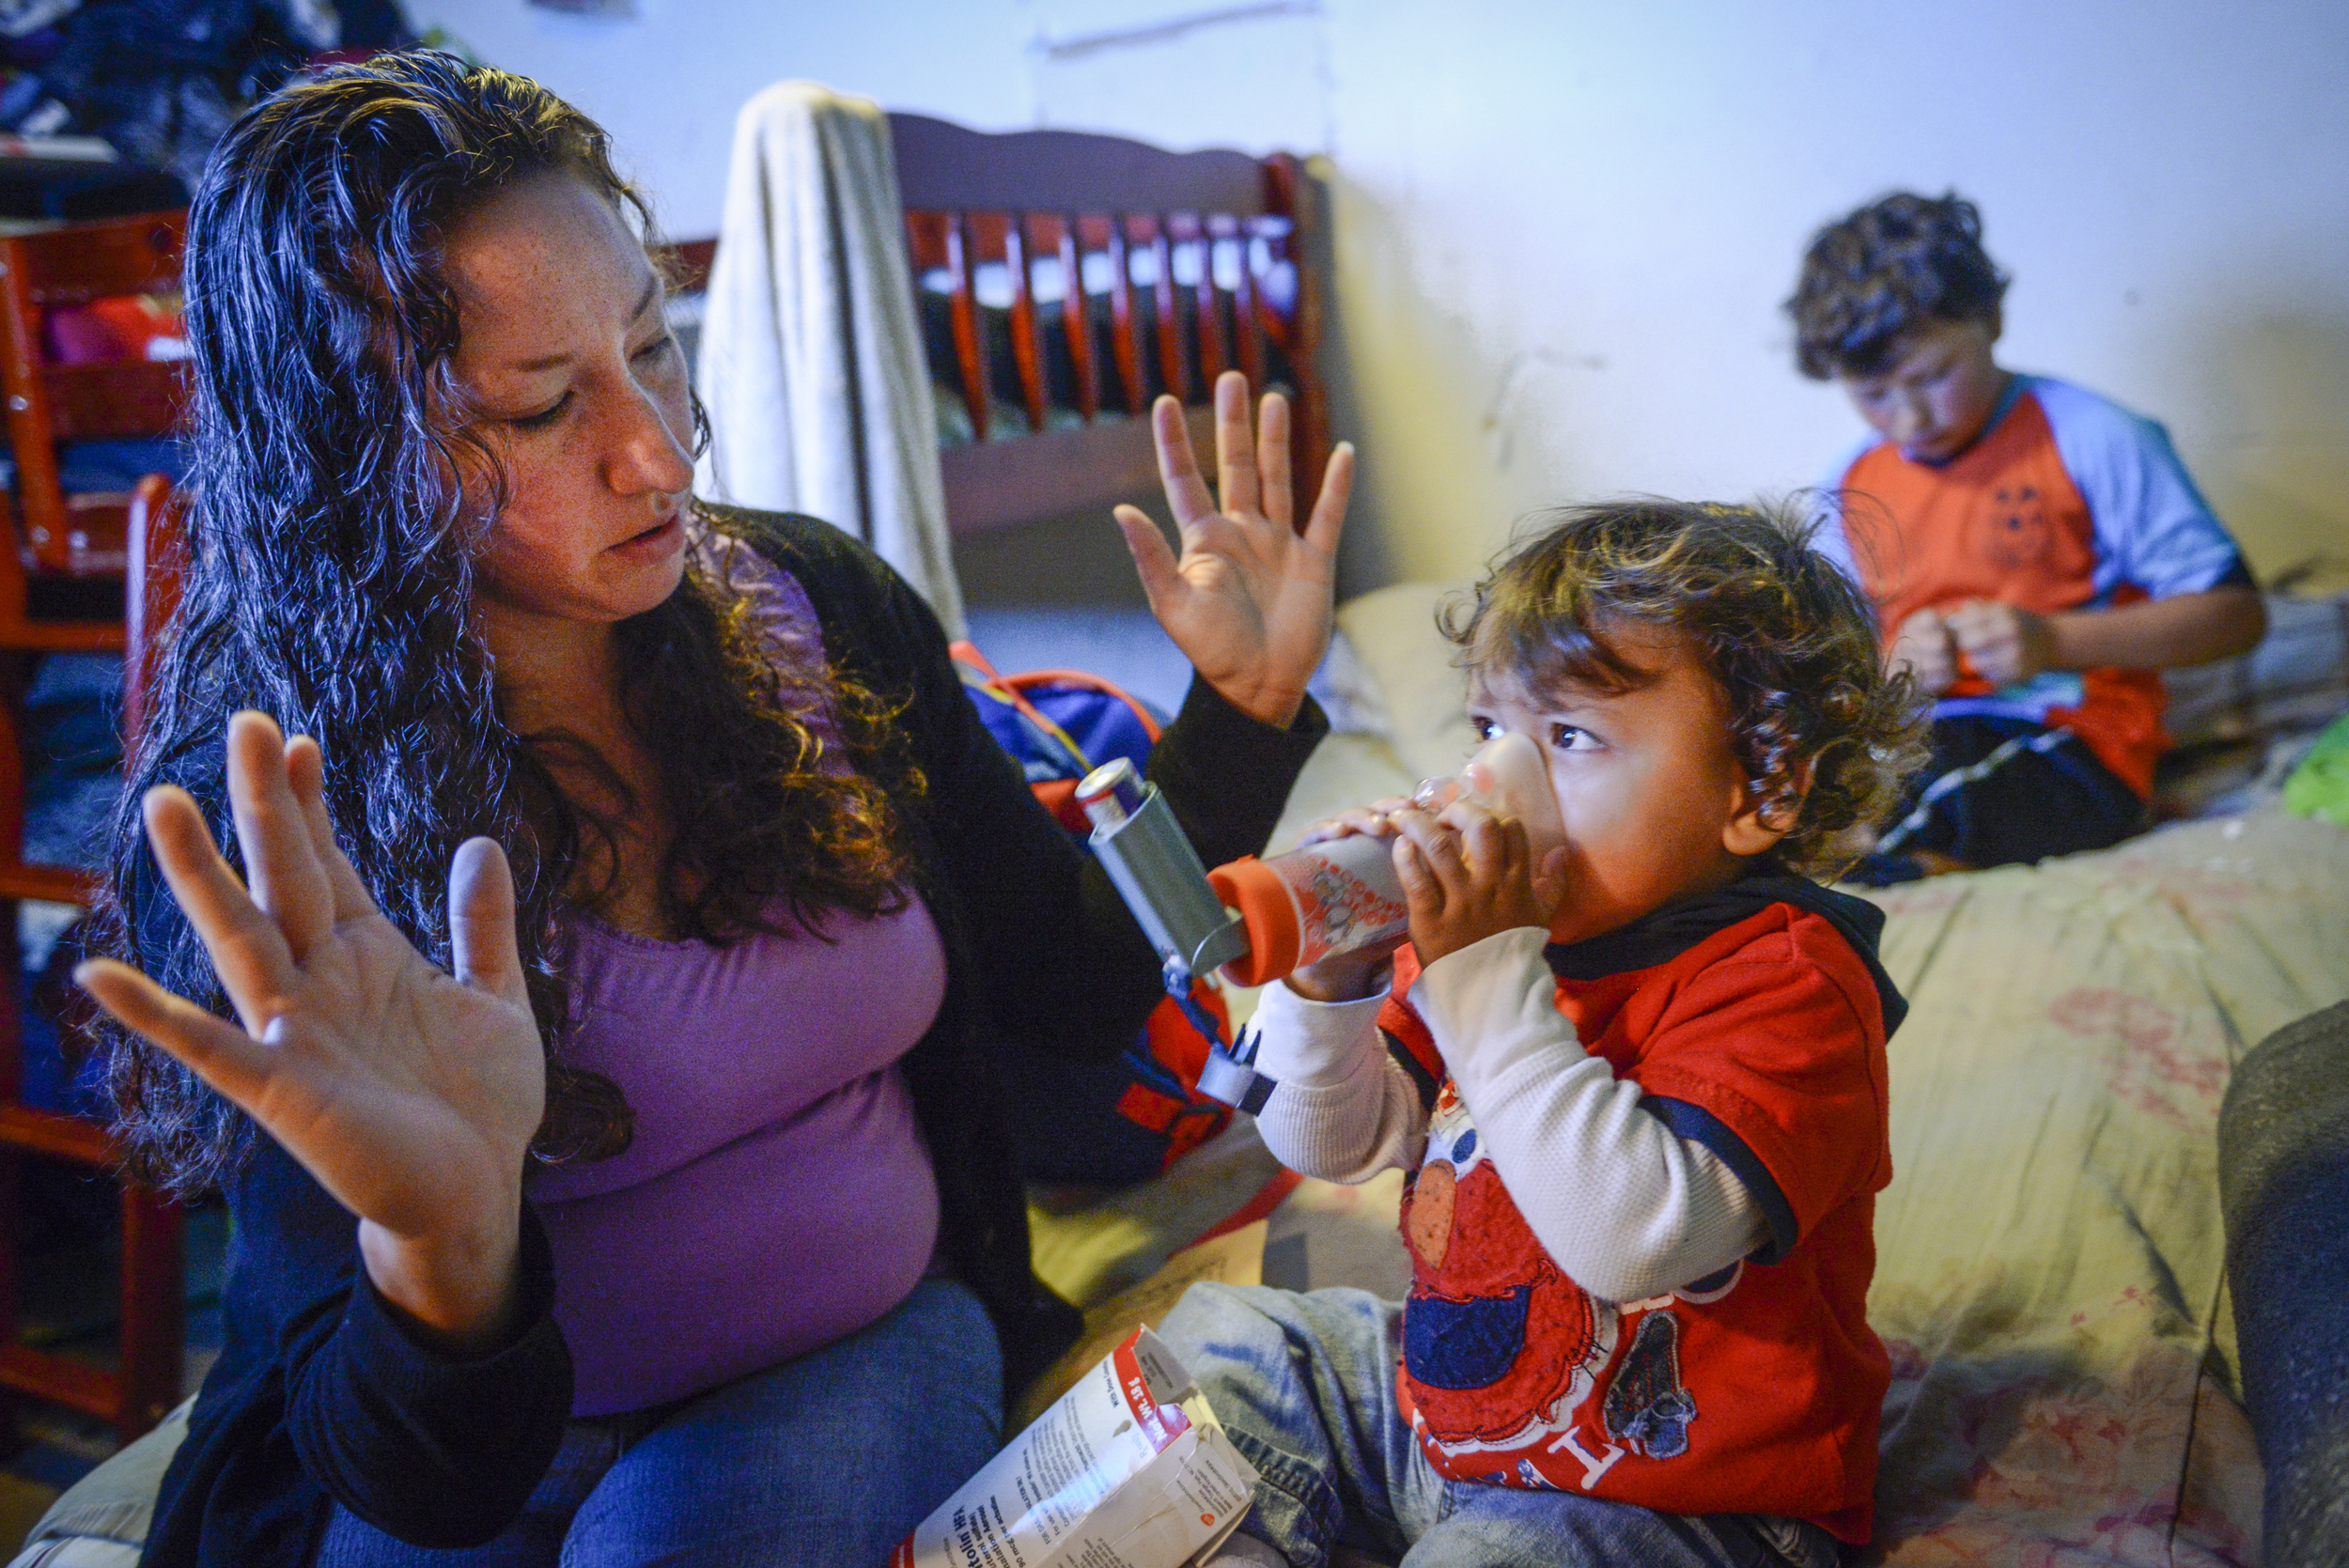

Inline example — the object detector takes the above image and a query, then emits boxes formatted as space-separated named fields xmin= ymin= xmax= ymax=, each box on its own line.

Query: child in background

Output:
xmin=1161 ymin=503 xmax=1924 ymax=1568
xmin=1789 ymin=191 xmax=2266 ymax=882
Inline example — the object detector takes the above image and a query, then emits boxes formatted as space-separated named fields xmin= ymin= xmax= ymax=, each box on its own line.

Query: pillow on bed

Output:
xmin=1332 ymin=582 xmax=1478 ymax=784
xmin=2164 ymin=589 xmax=2349 ymax=747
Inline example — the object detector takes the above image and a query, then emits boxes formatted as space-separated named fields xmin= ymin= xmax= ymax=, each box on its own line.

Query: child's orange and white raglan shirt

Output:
xmin=1815 ymin=374 xmax=2249 ymax=796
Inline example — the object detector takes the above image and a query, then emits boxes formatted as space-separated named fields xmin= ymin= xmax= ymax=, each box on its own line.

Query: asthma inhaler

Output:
xmin=1076 ymin=733 xmax=1566 ymax=1110
xmin=1205 ymin=730 xmax=1566 ymax=986
xmin=1075 ymin=759 xmax=1248 ymax=981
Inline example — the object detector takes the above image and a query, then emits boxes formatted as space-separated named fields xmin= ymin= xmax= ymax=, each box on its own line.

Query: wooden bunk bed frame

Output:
xmin=660 ymin=112 xmax=1328 ymax=539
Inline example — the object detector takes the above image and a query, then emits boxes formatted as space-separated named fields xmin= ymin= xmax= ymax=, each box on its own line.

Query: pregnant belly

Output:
xmin=537 ymin=1065 xmax=941 ymax=1417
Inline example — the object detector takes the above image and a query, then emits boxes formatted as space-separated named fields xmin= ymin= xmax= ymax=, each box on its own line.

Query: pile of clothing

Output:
xmin=0 ymin=0 xmax=414 ymax=193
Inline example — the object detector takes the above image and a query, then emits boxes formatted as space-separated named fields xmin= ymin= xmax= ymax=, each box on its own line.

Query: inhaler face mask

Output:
xmin=1077 ymin=731 xmax=1566 ymax=1110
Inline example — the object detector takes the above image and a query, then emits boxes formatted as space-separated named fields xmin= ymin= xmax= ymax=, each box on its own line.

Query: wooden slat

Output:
xmin=942 ymin=211 xmax=990 ymax=442
xmin=1144 ymin=216 xmax=1182 ymax=402
xmin=0 ymin=862 xmax=96 ymax=903
xmin=19 ymin=491 xmax=132 ymax=582
xmin=39 ymin=360 xmax=187 ymax=442
xmin=0 ymin=619 xmax=123 ymax=653
xmin=1056 ymin=215 xmax=1097 ymax=423
xmin=1261 ymin=155 xmax=1327 ymax=534
xmin=10 ymin=210 xmax=182 ymax=303
xmin=1105 ymin=219 xmax=1143 ymax=415
xmin=1180 ymin=214 xmax=1225 ymax=385
xmin=941 ymin=403 xmax=1215 ymax=536
xmin=0 ymin=411 xmax=24 ymax=631
xmin=1003 ymin=215 xmax=1047 ymax=434
xmin=0 ymin=231 xmax=66 ymax=598
xmin=0 ymin=1102 xmax=113 ymax=1164
xmin=50 ymin=487 xmax=137 ymax=573
xmin=0 ymin=1343 xmax=120 ymax=1423
xmin=650 ymin=236 xmax=716 ymax=294
xmin=1232 ymin=220 xmax=1266 ymax=391
xmin=117 ymin=1186 xmax=186 ymax=1438
xmin=900 ymin=210 xmax=950 ymax=277
xmin=127 ymin=474 xmax=184 ymax=744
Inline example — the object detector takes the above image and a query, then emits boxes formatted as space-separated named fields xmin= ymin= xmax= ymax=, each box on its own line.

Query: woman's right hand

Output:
xmin=78 ymin=712 xmax=546 ymax=1351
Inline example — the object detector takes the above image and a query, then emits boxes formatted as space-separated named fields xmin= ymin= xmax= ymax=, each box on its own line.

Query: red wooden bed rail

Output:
xmin=658 ymin=115 xmax=1328 ymax=540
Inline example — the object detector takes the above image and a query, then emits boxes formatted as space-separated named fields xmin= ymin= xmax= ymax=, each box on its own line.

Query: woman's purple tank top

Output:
xmin=527 ymin=537 xmax=949 ymax=1416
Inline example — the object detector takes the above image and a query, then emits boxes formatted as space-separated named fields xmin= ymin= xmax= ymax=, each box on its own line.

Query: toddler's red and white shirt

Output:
xmin=1373 ymin=882 xmax=1898 ymax=1545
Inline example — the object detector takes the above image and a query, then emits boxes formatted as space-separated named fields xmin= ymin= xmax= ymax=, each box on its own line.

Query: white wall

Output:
xmin=1320 ymin=0 xmax=2349 ymax=591
xmin=412 ymin=0 xmax=2349 ymax=595
xmin=407 ymin=1 xmax=1031 ymax=238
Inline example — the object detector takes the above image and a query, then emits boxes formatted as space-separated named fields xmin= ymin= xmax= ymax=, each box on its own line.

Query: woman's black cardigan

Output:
xmin=138 ymin=509 xmax=1326 ymax=1567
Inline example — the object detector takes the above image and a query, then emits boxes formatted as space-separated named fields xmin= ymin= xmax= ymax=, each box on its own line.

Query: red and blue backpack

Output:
xmin=953 ymin=643 xmax=1237 ymax=1184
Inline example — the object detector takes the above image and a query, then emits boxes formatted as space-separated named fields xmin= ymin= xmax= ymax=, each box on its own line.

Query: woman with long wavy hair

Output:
xmin=78 ymin=50 xmax=1351 ymax=1568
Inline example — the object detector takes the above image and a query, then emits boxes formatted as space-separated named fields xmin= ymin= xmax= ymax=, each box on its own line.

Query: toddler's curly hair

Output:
xmin=1442 ymin=499 xmax=1927 ymax=878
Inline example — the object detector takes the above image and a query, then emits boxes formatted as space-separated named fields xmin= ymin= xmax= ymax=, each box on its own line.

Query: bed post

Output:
xmin=1263 ymin=153 xmax=1329 ymax=535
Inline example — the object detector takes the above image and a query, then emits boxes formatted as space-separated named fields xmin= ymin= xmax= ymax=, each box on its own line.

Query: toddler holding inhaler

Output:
xmin=1161 ymin=501 xmax=1925 ymax=1567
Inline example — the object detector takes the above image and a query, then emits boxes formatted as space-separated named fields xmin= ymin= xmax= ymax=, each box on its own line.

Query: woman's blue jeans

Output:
xmin=1157 ymin=1282 xmax=1845 ymax=1568
xmin=312 ymin=1278 xmax=1001 ymax=1568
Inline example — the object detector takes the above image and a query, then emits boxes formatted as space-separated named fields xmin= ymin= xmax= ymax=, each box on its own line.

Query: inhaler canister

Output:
xmin=1077 ymin=758 xmax=1248 ymax=979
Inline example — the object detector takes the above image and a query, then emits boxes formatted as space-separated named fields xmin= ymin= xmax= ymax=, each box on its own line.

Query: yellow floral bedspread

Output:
xmin=1029 ymin=795 xmax=2349 ymax=1567
xmin=1863 ymin=808 xmax=2349 ymax=1565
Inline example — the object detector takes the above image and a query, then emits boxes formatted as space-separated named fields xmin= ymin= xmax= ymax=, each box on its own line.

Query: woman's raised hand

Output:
xmin=1113 ymin=370 xmax=1355 ymax=728
xmin=77 ymin=712 xmax=545 ymax=1348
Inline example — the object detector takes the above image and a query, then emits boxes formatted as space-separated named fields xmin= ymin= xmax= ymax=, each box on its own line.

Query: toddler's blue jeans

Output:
xmin=1157 ymin=1282 xmax=1846 ymax=1568
xmin=311 ymin=1277 xmax=1001 ymax=1568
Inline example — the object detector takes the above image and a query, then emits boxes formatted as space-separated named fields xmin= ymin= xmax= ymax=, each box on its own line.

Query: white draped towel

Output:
xmin=694 ymin=80 xmax=966 ymax=637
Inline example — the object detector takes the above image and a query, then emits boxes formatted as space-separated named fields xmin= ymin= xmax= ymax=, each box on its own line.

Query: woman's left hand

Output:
xmin=1115 ymin=370 xmax=1355 ymax=728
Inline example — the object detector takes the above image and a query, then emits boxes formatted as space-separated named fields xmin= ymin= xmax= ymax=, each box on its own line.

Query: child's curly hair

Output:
xmin=1442 ymin=499 xmax=1927 ymax=878
xmin=1786 ymin=190 xmax=2009 ymax=380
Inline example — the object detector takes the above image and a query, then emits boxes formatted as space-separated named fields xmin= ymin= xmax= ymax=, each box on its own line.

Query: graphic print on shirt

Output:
xmin=1399 ymin=1089 xmax=1611 ymax=1468
xmin=1602 ymin=1310 xmax=1694 ymax=1459
xmin=1396 ymin=1084 xmax=1731 ymax=1490
xmin=1977 ymin=481 xmax=2052 ymax=570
